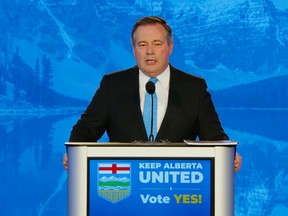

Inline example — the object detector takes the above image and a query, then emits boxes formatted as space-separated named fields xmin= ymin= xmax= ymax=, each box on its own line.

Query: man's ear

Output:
xmin=169 ymin=42 xmax=174 ymax=55
xmin=132 ymin=46 xmax=136 ymax=57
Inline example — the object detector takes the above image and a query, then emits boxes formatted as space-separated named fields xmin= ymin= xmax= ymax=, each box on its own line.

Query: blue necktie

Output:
xmin=143 ymin=77 xmax=158 ymax=141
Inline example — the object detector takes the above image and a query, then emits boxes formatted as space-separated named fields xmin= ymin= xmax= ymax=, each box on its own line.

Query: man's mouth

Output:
xmin=146 ymin=59 xmax=156 ymax=64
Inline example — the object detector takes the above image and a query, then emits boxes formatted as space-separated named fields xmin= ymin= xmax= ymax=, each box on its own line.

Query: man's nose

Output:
xmin=145 ymin=45 xmax=154 ymax=54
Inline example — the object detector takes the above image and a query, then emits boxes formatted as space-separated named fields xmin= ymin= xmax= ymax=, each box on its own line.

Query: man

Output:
xmin=64 ymin=16 xmax=242 ymax=172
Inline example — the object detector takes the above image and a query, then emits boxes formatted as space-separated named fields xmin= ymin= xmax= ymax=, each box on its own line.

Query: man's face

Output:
xmin=132 ymin=23 xmax=173 ymax=77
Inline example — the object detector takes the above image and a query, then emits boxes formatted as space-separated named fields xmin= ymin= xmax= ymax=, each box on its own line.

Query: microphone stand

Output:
xmin=149 ymin=93 xmax=154 ymax=142
xmin=145 ymin=80 xmax=156 ymax=142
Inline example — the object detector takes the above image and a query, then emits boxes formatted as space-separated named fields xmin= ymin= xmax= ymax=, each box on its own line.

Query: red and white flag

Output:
xmin=98 ymin=163 xmax=130 ymax=174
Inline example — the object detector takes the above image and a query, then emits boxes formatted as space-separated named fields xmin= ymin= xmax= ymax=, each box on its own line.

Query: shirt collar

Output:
xmin=139 ymin=65 xmax=170 ymax=89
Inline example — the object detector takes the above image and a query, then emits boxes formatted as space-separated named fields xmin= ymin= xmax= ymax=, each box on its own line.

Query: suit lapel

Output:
xmin=156 ymin=67 xmax=181 ymax=141
xmin=123 ymin=67 xmax=148 ymax=140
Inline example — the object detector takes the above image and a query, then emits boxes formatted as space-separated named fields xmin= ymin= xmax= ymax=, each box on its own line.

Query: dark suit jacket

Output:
xmin=69 ymin=65 xmax=228 ymax=142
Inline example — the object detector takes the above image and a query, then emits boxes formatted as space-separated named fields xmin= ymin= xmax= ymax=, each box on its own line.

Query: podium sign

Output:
xmin=89 ymin=158 xmax=212 ymax=216
xmin=66 ymin=142 xmax=237 ymax=216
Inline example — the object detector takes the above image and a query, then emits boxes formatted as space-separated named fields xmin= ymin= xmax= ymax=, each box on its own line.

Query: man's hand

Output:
xmin=234 ymin=152 xmax=242 ymax=172
xmin=63 ymin=153 xmax=68 ymax=170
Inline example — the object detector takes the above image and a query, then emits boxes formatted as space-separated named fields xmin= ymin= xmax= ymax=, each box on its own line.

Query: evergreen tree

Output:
xmin=0 ymin=66 xmax=7 ymax=95
xmin=30 ymin=58 xmax=41 ymax=105
xmin=41 ymin=55 xmax=54 ymax=106
xmin=10 ymin=47 xmax=22 ymax=101
xmin=34 ymin=58 xmax=40 ymax=84
xmin=41 ymin=54 xmax=54 ymax=90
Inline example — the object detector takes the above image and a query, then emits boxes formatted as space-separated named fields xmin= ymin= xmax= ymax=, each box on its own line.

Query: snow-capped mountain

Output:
xmin=99 ymin=176 xmax=130 ymax=182
xmin=0 ymin=0 xmax=287 ymax=100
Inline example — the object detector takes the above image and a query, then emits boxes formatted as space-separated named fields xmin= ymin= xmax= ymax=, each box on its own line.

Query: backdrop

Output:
xmin=0 ymin=0 xmax=287 ymax=215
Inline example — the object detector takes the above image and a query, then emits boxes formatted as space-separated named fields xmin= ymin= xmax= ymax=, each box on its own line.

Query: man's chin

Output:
xmin=141 ymin=67 xmax=162 ymax=77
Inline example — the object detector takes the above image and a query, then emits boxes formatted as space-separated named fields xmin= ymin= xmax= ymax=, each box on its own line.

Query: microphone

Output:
xmin=145 ymin=81 xmax=156 ymax=142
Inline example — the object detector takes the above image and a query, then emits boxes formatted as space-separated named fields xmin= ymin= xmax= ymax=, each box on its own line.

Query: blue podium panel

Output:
xmin=88 ymin=158 xmax=214 ymax=216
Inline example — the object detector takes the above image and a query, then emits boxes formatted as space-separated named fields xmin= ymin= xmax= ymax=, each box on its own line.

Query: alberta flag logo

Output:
xmin=97 ymin=163 xmax=131 ymax=203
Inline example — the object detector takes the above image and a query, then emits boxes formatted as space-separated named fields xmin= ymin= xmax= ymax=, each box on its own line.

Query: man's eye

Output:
xmin=154 ymin=43 xmax=163 ymax=46
xmin=138 ymin=43 xmax=146 ymax=47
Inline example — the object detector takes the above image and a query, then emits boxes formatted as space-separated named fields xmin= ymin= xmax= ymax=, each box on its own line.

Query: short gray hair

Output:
xmin=131 ymin=16 xmax=173 ymax=46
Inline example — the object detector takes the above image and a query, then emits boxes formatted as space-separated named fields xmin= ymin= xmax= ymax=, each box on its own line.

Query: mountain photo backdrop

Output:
xmin=0 ymin=0 xmax=287 ymax=215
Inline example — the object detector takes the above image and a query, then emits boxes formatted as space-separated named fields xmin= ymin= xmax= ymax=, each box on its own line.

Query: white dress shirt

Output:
xmin=139 ymin=66 xmax=170 ymax=133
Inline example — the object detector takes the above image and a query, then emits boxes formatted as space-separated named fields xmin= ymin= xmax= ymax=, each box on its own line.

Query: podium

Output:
xmin=65 ymin=141 xmax=237 ymax=216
